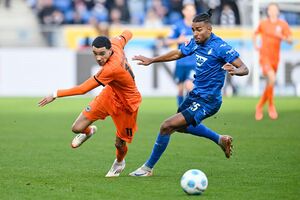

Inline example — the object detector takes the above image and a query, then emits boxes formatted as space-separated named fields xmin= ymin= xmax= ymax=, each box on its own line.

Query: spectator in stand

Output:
xmin=38 ymin=0 xmax=64 ymax=25
xmin=53 ymin=0 xmax=72 ymax=14
xmin=109 ymin=7 xmax=123 ymax=25
xmin=201 ymin=0 xmax=221 ymax=24
xmin=90 ymin=0 xmax=109 ymax=23
xmin=82 ymin=0 xmax=95 ymax=10
xmin=107 ymin=0 xmax=131 ymax=24
xmin=220 ymin=4 xmax=236 ymax=26
xmin=148 ymin=0 xmax=168 ymax=24
xmin=165 ymin=0 xmax=184 ymax=24
xmin=68 ymin=0 xmax=91 ymax=24
xmin=128 ymin=0 xmax=146 ymax=24
xmin=37 ymin=0 xmax=64 ymax=46
xmin=219 ymin=2 xmax=239 ymax=96
xmin=219 ymin=0 xmax=240 ymax=25
xmin=144 ymin=8 xmax=164 ymax=28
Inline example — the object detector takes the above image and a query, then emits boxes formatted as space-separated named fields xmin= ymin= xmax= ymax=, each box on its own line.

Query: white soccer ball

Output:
xmin=180 ymin=169 xmax=208 ymax=195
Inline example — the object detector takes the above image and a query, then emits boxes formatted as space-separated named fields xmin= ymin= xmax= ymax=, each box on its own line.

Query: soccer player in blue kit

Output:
xmin=129 ymin=9 xmax=249 ymax=176
xmin=164 ymin=2 xmax=196 ymax=106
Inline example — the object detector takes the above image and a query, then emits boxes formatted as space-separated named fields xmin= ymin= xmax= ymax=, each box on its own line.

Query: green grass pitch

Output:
xmin=0 ymin=97 xmax=299 ymax=199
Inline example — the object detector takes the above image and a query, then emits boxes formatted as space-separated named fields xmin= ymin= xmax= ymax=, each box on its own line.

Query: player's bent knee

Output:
xmin=160 ymin=120 xmax=173 ymax=134
xmin=71 ymin=124 xmax=82 ymax=133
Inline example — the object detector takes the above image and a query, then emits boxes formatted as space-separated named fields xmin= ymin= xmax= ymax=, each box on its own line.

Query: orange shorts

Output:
xmin=259 ymin=56 xmax=278 ymax=75
xmin=82 ymin=86 xmax=139 ymax=143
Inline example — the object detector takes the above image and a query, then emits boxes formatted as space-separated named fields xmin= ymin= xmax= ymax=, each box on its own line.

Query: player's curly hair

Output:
xmin=92 ymin=36 xmax=111 ymax=49
xmin=192 ymin=9 xmax=213 ymax=23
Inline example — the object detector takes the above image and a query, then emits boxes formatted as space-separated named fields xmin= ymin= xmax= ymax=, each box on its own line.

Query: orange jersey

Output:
xmin=93 ymin=31 xmax=141 ymax=112
xmin=255 ymin=18 xmax=291 ymax=64
xmin=57 ymin=30 xmax=142 ymax=112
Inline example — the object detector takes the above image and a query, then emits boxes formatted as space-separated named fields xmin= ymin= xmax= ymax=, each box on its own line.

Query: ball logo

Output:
xmin=85 ymin=105 xmax=91 ymax=112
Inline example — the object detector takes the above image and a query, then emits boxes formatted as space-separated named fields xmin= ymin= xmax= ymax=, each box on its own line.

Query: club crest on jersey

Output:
xmin=195 ymin=54 xmax=208 ymax=67
xmin=85 ymin=105 xmax=91 ymax=112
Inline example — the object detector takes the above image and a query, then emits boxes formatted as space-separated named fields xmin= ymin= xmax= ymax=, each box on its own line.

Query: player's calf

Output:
xmin=71 ymin=125 xmax=97 ymax=148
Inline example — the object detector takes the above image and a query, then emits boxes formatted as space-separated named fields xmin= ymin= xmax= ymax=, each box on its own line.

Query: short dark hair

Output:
xmin=192 ymin=9 xmax=213 ymax=23
xmin=92 ymin=36 xmax=111 ymax=49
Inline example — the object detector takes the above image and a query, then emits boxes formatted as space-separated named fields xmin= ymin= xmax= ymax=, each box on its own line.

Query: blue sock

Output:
xmin=186 ymin=124 xmax=220 ymax=144
xmin=145 ymin=133 xmax=170 ymax=169
xmin=177 ymin=95 xmax=184 ymax=106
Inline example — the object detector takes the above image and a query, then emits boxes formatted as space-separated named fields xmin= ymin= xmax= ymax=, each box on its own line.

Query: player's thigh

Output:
xmin=180 ymin=98 xmax=221 ymax=126
xmin=160 ymin=112 xmax=187 ymax=134
xmin=83 ymin=88 xmax=114 ymax=122
xmin=260 ymin=57 xmax=273 ymax=76
xmin=72 ymin=113 xmax=94 ymax=133
xmin=111 ymin=109 xmax=139 ymax=143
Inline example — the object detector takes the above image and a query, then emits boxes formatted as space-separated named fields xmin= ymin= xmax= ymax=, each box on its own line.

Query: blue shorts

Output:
xmin=174 ymin=64 xmax=195 ymax=84
xmin=177 ymin=91 xmax=222 ymax=126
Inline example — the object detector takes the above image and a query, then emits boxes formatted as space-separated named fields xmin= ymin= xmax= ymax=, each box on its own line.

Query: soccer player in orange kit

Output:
xmin=38 ymin=30 xmax=142 ymax=177
xmin=254 ymin=3 xmax=292 ymax=120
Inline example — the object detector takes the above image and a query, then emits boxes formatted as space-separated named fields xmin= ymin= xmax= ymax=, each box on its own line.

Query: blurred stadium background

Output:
xmin=0 ymin=0 xmax=299 ymax=98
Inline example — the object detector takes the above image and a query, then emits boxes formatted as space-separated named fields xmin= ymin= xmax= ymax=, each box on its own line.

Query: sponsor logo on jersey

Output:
xmin=195 ymin=54 xmax=208 ymax=67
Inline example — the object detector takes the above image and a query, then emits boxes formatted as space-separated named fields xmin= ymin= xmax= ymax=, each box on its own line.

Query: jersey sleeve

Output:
xmin=180 ymin=38 xmax=195 ymax=56
xmin=217 ymin=42 xmax=240 ymax=63
xmin=57 ymin=77 xmax=99 ymax=97
xmin=94 ymin=65 xmax=114 ymax=86
xmin=112 ymin=30 xmax=133 ymax=49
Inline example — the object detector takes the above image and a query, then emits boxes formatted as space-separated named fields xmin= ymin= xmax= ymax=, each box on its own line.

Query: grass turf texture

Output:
xmin=0 ymin=97 xmax=299 ymax=200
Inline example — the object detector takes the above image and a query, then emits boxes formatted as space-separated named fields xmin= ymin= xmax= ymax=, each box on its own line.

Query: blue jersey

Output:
xmin=169 ymin=20 xmax=196 ymax=68
xmin=180 ymin=33 xmax=239 ymax=101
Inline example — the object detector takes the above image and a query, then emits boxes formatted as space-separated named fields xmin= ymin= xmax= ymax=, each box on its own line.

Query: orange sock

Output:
xmin=116 ymin=145 xmax=128 ymax=162
xmin=268 ymin=85 xmax=274 ymax=106
xmin=257 ymin=86 xmax=269 ymax=107
xmin=82 ymin=126 xmax=91 ymax=135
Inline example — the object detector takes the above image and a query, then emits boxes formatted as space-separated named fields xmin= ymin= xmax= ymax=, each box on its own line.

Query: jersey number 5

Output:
xmin=190 ymin=102 xmax=201 ymax=111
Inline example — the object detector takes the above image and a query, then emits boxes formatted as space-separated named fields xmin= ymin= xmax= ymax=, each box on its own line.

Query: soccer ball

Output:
xmin=180 ymin=169 xmax=208 ymax=195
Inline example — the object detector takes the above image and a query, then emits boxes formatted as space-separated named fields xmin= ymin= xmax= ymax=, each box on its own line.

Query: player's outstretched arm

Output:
xmin=222 ymin=58 xmax=249 ymax=76
xmin=132 ymin=49 xmax=183 ymax=66
xmin=38 ymin=76 xmax=99 ymax=107
xmin=38 ymin=94 xmax=56 ymax=107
